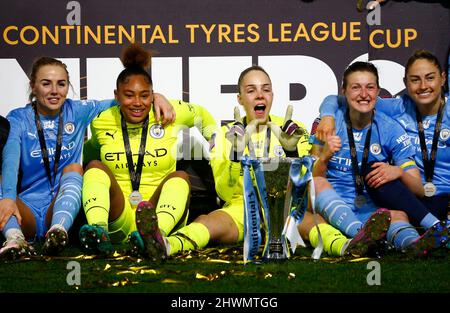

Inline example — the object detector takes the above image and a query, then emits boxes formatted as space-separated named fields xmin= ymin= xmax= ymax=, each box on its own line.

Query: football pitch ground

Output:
xmin=1 ymin=243 xmax=449 ymax=294
xmin=1 ymin=243 xmax=448 ymax=312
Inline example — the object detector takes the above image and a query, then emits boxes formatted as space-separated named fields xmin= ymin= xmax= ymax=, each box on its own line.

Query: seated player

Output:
xmin=79 ymin=43 xmax=217 ymax=259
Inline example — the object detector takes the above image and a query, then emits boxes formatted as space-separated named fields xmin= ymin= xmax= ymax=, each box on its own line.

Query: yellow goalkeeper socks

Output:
xmin=156 ymin=177 xmax=190 ymax=236
xmin=309 ymin=223 xmax=349 ymax=257
xmin=82 ymin=168 xmax=111 ymax=231
xmin=166 ymin=222 xmax=210 ymax=255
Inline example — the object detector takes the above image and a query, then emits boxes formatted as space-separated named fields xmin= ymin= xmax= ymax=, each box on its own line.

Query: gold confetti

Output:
xmin=196 ymin=273 xmax=210 ymax=280
xmin=231 ymin=271 xmax=247 ymax=276
xmin=139 ymin=269 xmax=158 ymax=275
xmin=117 ymin=270 xmax=136 ymax=275
xmin=206 ymin=259 xmax=230 ymax=264
xmin=349 ymin=257 xmax=371 ymax=262
xmin=108 ymin=278 xmax=139 ymax=287
xmin=103 ymin=264 xmax=111 ymax=271
xmin=264 ymin=273 xmax=273 ymax=279
xmin=162 ymin=278 xmax=184 ymax=284
xmin=128 ymin=266 xmax=148 ymax=271
xmin=288 ymin=273 xmax=296 ymax=280
xmin=320 ymin=257 xmax=344 ymax=264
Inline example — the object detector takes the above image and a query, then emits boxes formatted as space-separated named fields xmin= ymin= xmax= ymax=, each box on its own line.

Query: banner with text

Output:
xmin=1 ymin=0 xmax=449 ymax=128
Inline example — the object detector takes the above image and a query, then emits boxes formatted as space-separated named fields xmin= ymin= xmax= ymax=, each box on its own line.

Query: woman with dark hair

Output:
xmin=317 ymin=51 xmax=450 ymax=256
xmin=78 ymin=43 xmax=217 ymax=259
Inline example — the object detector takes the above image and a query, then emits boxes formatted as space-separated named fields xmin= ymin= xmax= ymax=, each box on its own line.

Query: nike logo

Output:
xmin=106 ymin=131 xmax=116 ymax=139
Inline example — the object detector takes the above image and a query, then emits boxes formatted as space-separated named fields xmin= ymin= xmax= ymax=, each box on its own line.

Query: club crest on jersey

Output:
xmin=440 ymin=128 xmax=450 ymax=141
xmin=64 ymin=122 xmax=75 ymax=134
xmin=150 ymin=124 xmax=164 ymax=139
xmin=370 ymin=143 xmax=381 ymax=155
xmin=273 ymin=145 xmax=285 ymax=157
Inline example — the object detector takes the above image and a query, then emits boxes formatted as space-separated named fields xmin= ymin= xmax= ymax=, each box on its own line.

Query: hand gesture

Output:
xmin=267 ymin=105 xmax=305 ymax=152
xmin=225 ymin=106 xmax=246 ymax=153
xmin=153 ymin=92 xmax=176 ymax=127
xmin=316 ymin=116 xmax=336 ymax=143
xmin=225 ymin=107 xmax=259 ymax=158
xmin=319 ymin=134 xmax=341 ymax=162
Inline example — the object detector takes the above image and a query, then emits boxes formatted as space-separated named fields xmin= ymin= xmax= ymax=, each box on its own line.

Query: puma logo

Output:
xmin=106 ymin=131 xmax=116 ymax=139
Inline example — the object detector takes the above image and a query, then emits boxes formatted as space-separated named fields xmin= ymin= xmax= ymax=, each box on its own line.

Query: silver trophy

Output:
xmin=260 ymin=158 xmax=293 ymax=261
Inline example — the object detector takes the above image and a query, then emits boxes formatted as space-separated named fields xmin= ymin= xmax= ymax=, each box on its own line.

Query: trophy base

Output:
xmin=263 ymin=239 xmax=287 ymax=262
xmin=263 ymin=255 xmax=287 ymax=262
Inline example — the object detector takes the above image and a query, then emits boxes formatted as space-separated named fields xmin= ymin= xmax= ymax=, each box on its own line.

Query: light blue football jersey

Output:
xmin=2 ymin=99 xmax=115 ymax=208
xmin=316 ymin=103 xmax=416 ymax=209
xmin=377 ymin=95 xmax=450 ymax=196
xmin=320 ymin=95 xmax=450 ymax=196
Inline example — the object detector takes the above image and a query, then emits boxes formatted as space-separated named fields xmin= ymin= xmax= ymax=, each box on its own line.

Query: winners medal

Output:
xmin=121 ymin=112 xmax=149 ymax=208
xmin=129 ymin=190 xmax=143 ymax=206
xmin=415 ymin=100 xmax=445 ymax=199
xmin=345 ymin=108 xmax=374 ymax=211
xmin=354 ymin=194 xmax=367 ymax=208
xmin=423 ymin=182 xmax=437 ymax=197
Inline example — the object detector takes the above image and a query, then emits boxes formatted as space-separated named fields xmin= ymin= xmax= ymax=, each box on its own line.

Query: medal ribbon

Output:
xmin=414 ymin=99 xmax=445 ymax=184
xmin=344 ymin=108 xmax=374 ymax=198
xmin=120 ymin=112 xmax=149 ymax=193
xmin=32 ymin=102 xmax=63 ymax=196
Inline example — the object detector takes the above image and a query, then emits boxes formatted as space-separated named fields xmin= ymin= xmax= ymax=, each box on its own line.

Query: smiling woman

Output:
xmin=114 ymin=46 xmax=153 ymax=124
xmin=315 ymin=55 xmax=450 ymax=257
xmin=78 ymin=43 xmax=218 ymax=259
xmin=29 ymin=61 xmax=70 ymax=115
xmin=0 ymin=57 xmax=117 ymax=259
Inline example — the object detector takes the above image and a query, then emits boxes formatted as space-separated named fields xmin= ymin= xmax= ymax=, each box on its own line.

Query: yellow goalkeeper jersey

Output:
xmin=86 ymin=100 xmax=217 ymax=201
xmin=210 ymin=115 xmax=311 ymax=206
